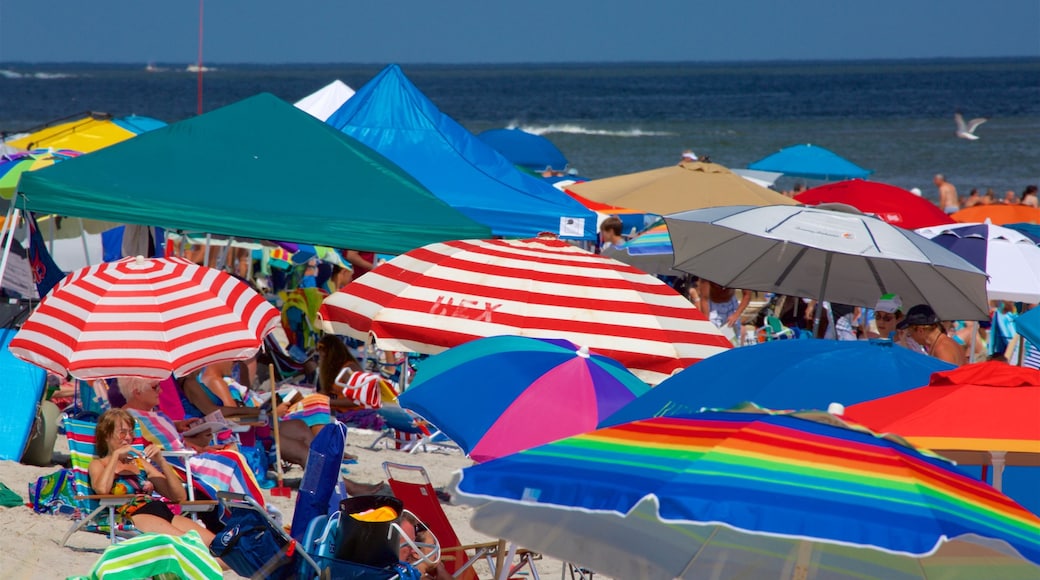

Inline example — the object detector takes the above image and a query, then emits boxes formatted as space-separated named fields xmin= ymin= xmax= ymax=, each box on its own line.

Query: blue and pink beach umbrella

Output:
xmin=397 ymin=335 xmax=650 ymax=463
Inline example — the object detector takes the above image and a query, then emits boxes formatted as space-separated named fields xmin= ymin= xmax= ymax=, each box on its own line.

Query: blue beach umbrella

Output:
xmin=477 ymin=128 xmax=568 ymax=172
xmin=1005 ymin=222 xmax=1040 ymax=244
xmin=748 ymin=143 xmax=873 ymax=181
xmin=398 ymin=335 xmax=649 ymax=463
xmin=605 ymin=339 xmax=953 ymax=426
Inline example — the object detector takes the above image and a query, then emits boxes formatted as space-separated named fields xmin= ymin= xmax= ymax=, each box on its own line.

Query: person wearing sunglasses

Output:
xmin=868 ymin=293 xmax=926 ymax=354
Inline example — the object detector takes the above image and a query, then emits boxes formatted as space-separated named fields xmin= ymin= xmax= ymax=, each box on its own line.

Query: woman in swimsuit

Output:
xmin=87 ymin=409 xmax=215 ymax=545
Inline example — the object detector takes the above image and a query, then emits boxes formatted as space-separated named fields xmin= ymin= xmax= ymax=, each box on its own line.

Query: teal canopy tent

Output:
xmin=17 ymin=93 xmax=491 ymax=255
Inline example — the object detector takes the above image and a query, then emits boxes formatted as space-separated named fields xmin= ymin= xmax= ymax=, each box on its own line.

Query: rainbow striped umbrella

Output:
xmin=0 ymin=148 xmax=80 ymax=199
xmin=452 ymin=411 xmax=1040 ymax=579
xmin=398 ymin=335 xmax=650 ymax=462
xmin=602 ymin=220 xmax=682 ymax=276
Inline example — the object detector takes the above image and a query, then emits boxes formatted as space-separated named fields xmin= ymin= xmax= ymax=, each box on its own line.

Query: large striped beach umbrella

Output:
xmin=10 ymin=256 xmax=280 ymax=380
xmin=70 ymin=530 xmax=222 ymax=580
xmin=319 ymin=235 xmax=731 ymax=384
xmin=451 ymin=410 xmax=1040 ymax=580
xmin=0 ymin=148 xmax=80 ymax=199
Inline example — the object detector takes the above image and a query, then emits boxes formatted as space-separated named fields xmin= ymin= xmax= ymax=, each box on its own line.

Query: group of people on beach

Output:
xmin=935 ymin=174 xmax=1038 ymax=213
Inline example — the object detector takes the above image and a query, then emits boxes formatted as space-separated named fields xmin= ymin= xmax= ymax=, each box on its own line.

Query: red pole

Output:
xmin=196 ymin=0 xmax=204 ymax=115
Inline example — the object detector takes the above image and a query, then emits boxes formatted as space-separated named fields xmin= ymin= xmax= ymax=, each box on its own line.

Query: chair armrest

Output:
xmin=162 ymin=450 xmax=196 ymax=459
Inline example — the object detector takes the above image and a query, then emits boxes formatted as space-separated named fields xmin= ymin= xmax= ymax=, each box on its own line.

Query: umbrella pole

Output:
xmin=0 ymin=207 xmax=20 ymax=289
xmin=269 ymin=361 xmax=291 ymax=497
xmin=77 ymin=217 xmax=91 ymax=265
xmin=990 ymin=451 xmax=1007 ymax=491
xmin=969 ymin=322 xmax=978 ymax=363
xmin=811 ymin=254 xmax=833 ymax=338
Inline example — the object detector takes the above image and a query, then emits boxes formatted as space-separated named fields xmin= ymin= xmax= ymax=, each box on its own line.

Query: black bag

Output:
xmin=334 ymin=495 xmax=405 ymax=568
xmin=210 ymin=507 xmax=294 ymax=580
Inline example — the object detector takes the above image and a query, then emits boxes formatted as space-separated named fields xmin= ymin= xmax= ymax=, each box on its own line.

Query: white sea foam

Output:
xmin=0 ymin=70 xmax=75 ymax=79
xmin=507 ymin=121 xmax=673 ymax=138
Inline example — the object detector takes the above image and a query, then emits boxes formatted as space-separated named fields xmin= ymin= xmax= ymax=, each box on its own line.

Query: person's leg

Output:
xmin=170 ymin=514 xmax=215 ymax=546
xmin=276 ymin=419 xmax=314 ymax=467
xmin=131 ymin=513 xmax=187 ymax=536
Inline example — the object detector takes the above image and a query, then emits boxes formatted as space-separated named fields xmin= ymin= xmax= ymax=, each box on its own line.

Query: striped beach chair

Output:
xmin=68 ymin=530 xmax=222 ymax=580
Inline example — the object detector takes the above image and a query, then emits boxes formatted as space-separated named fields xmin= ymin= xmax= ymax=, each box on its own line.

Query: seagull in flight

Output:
xmin=955 ymin=112 xmax=987 ymax=140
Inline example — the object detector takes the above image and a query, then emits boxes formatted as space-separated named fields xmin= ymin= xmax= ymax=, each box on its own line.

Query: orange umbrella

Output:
xmin=952 ymin=204 xmax=1040 ymax=225
xmin=844 ymin=361 xmax=1040 ymax=490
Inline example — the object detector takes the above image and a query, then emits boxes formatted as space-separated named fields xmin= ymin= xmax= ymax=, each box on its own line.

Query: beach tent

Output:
xmin=748 ymin=143 xmax=873 ymax=181
xmin=16 ymin=93 xmax=491 ymax=255
xmin=477 ymin=128 xmax=568 ymax=172
xmin=4 ymin=113 xmax=166 ymax=153
xmin=326 ymin=65 xmax=596 ymax=240
xmin=294 ymin=79 xmax=355 ymax=122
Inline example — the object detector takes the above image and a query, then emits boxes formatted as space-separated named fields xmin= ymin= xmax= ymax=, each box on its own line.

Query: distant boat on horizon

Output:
xmin=145 ymin=62 xmax=167 ymax=73
xmin=185 ymin=64 xmax=217 ymax=73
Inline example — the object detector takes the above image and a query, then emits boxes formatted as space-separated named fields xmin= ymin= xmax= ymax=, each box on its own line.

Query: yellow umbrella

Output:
xmin=6 ymin=114 xmax=137 ymax=153
xmin=568 ymin=160 xmax=798 ymax=215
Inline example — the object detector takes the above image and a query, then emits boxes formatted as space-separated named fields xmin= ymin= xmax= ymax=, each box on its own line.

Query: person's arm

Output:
xmin=140 ymin=444 xmax=186 ymax=502
xmin=697 ymin=280 xmax=710 ymax=317
xmin=726 ymin=290 xmax=753 ymax=328
xmin=88 ymin=456 xmax=122 ymax=495
xmin=345 ymin=250 xmax=374 ymax=272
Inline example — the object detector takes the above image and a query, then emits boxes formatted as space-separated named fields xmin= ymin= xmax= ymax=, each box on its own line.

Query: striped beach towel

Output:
xmin=283 ymin=393 xmax=333 ymax=428
xmin=336 ymin=370 xmax=395 ymax=408
xmin=70 ymin=530 xmax=222 ymax=580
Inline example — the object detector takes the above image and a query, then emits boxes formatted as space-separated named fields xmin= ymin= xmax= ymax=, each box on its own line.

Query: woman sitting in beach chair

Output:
xmin=87 ymin=409 xmax=216 ymax=546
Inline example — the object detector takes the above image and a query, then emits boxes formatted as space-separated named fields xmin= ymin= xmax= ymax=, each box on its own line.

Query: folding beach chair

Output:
xmin=383 ymin=462 xmax=541 ymax=580
xmin=61 ymin=417 xmax=217 ymax=545
xmin=369 ymin=406 xmax=458 ymax=454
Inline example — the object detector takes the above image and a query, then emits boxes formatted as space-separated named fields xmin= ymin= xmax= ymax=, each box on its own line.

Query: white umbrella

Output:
xmin=916 ymin=221 xmax=1040 ymax=303
xmin=664 ymin=205 xmax=990 ymax=325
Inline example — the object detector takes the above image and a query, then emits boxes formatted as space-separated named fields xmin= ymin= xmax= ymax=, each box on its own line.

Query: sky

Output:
xmin=1 ymin=0 xmax=1038 ymax=64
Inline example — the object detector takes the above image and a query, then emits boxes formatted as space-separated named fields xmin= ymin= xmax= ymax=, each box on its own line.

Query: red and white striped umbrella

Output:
xmin=10 ymin=256 xmax=280 ymax=380
xmin=318 ymin=236 xmax=731 ymax=384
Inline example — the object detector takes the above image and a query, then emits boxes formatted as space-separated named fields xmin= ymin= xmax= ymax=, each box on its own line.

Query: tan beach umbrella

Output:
xmin=567 ymin=160 xmax=798 ymax=216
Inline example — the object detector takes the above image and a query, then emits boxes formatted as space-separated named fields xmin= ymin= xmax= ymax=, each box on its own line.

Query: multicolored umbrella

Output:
xmin=845 ymin=361 xmax=1040 ymax=489
xmin=916 ymin=222 xmax=1040 ymax=303
xmin=10 ymin=255 xmax=280 ymax=380
xmin=606 ymin=338 xmax=954 ymax=426
xmin=5 ymin=113 xmax=164 ymax=153
xmin=451 ymin=410 xmax=1040 ymax=579
xmin=319 ymin=235 xmax=731 ymax=384
xmin=398 ymin=335 xmax=650 ymax=462
xmin=796 ymin=179 xmax=955 ymax=229
xmin=602 ymin=220 xmax=684 ymax=276
xmin=0 ymin=149 xmax=80 ymax=199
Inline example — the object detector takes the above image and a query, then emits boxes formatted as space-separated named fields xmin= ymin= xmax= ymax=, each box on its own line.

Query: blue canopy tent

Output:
xmin=748 ymin=143 xmax=873 ymax=181
xmin=476 ymin=128 xmax=568 ymax=172
xmin=326 ymin=65 xmax=596 ymax=240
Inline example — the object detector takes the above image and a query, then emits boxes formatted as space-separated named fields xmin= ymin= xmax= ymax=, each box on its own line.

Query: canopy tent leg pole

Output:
xmin=0 ymin=207 xmax=21 ymax=289
xmin=990 ymin=451 xmax=1007 ymax=491
xmin=77 ymin=217 xmax=91 ymax=265
xmin=202 ymin=233 xmax=211 ymax=267
xmin=47 ymin=215 xmax=55 ymax=254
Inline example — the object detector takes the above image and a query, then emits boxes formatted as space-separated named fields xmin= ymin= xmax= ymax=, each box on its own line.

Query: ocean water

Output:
xmin=1 ymin=59 xmax=1038 ymax=200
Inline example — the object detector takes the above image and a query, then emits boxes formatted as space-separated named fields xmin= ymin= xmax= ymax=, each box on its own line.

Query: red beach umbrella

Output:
xmin=844 ymin=361 xmax=1040 ymax=489
xmin=10 ymin=255 xmax=280 ymax=380
xmin=795 ymin=179 xmax=955 ymax=230
xmin=318 ymin=234 xmax=731 ymax=384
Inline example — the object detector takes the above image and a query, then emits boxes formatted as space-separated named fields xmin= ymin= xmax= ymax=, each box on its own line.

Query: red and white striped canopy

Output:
xmin=318 ymin=236 xmax=731 ymax=384
xmin=10 ymin=256 xmax=280 ymax=380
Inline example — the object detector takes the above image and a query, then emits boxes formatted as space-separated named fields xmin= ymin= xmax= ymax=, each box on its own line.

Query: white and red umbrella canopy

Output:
xmin=10 ymin=256 xmax=280 ymax=380
xmin=318 ymin=235 xmax=731 ymax=384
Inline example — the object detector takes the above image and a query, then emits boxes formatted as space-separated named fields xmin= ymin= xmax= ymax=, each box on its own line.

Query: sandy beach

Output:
xmin=0 ymin=427 xmax=565 ymax=580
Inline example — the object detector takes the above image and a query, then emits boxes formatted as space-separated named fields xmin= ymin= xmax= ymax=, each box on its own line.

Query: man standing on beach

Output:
xmin=934 ymin=174 xmax=960 ymax=214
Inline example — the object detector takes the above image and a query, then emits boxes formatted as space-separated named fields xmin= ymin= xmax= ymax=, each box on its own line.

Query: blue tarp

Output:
xmin=326 ymin=65 xmax=596 ymax=240
xmin=748 ymin=143 xmax=873 ymax=181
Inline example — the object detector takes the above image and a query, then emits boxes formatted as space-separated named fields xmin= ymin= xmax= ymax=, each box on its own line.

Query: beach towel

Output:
xmin=337 ymin=371 xmax=393 ymax=409
xmin=69 ymin=530 xmax=222 ymax=580
xmin=283 ymin=393 xmax=333 ymax=429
